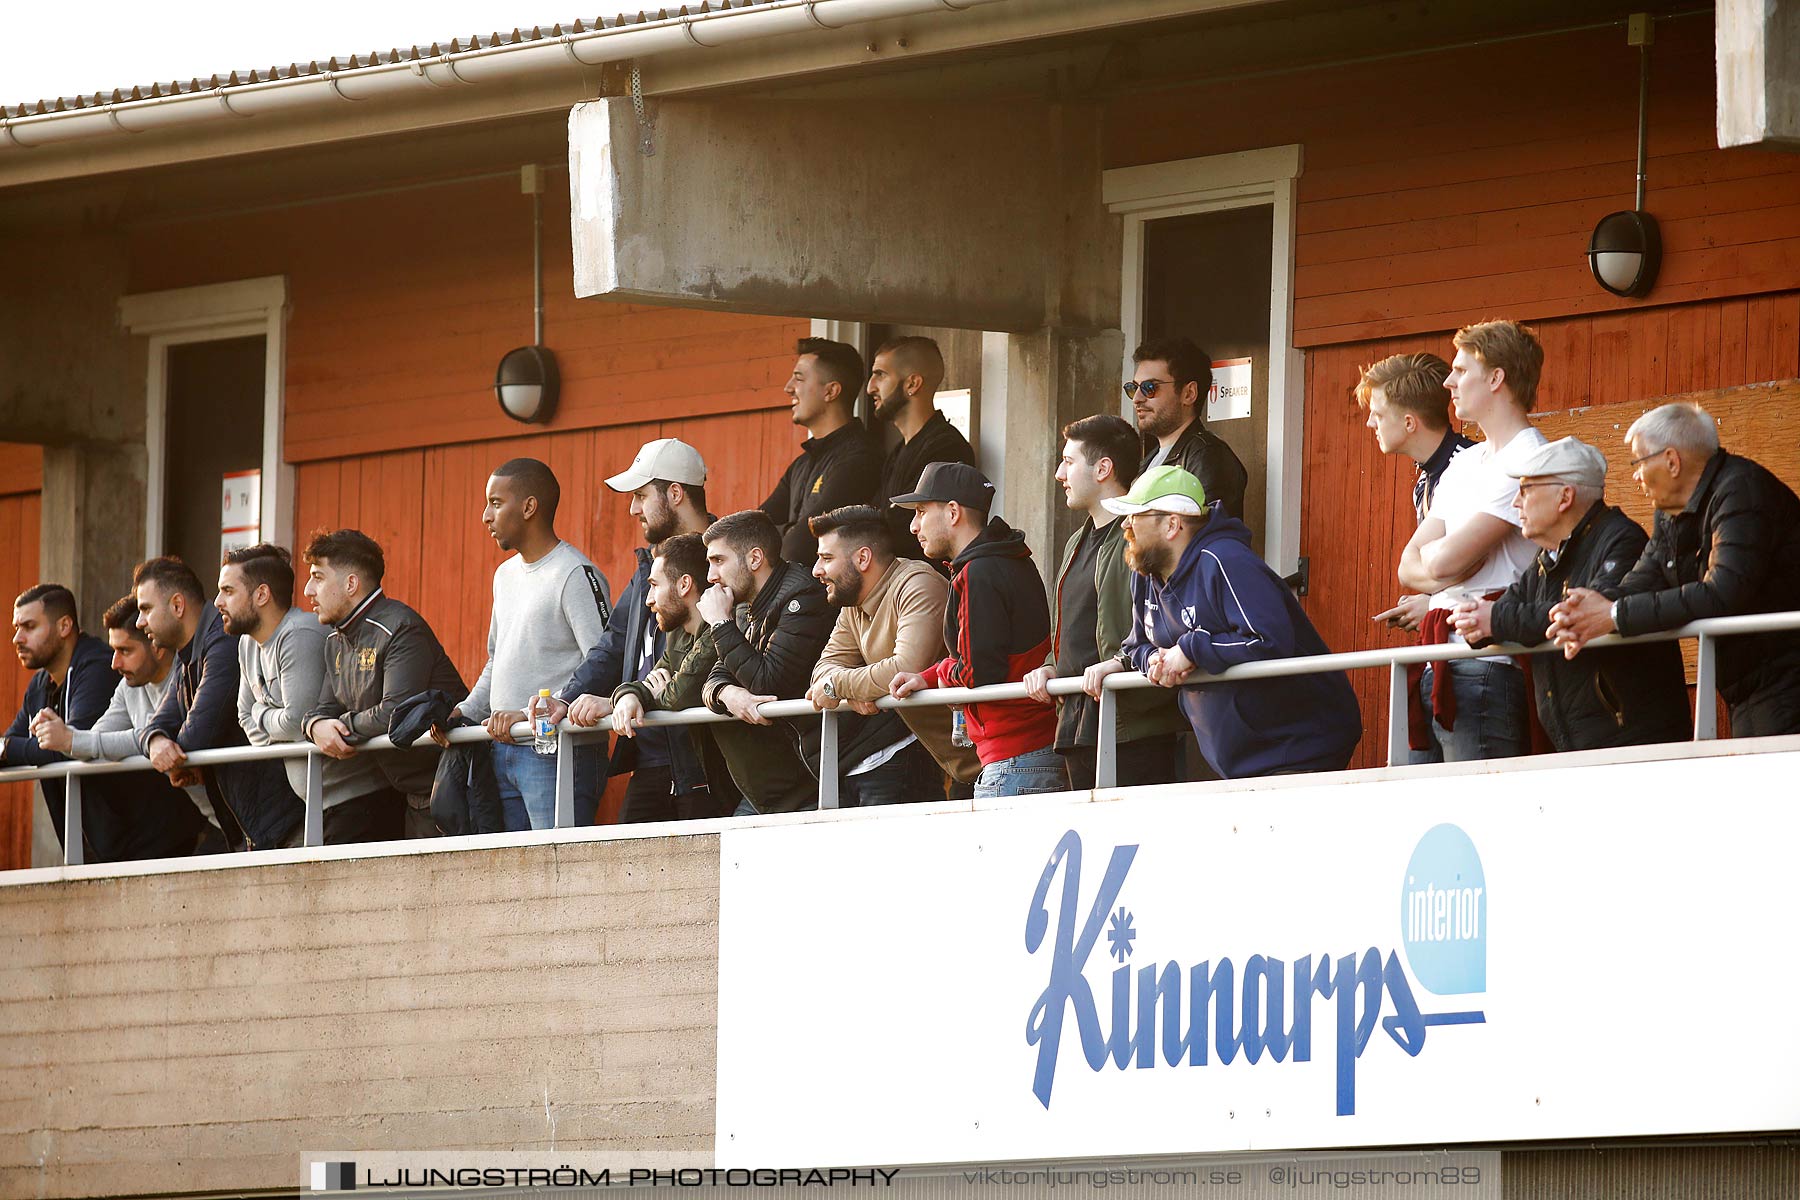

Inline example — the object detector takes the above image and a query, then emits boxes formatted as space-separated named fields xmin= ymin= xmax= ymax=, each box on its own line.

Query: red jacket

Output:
xmin=921 ymin=518 xmax=1057 ymax=765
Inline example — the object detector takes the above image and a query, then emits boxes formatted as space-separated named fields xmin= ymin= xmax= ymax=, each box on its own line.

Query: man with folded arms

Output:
xmin=1453 ymin=437 xmax=1689 ymax=752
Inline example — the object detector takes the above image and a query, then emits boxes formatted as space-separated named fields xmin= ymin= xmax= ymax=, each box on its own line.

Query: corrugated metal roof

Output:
xmin=3 ymin=3 xmax=772 ymax=119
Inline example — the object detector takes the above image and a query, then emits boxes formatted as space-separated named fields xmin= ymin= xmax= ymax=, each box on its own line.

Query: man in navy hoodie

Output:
xmin=1088 ymin=466 xmax=1361 ymax=778
xmin=4 ymin=584 xmax=119 ymax=855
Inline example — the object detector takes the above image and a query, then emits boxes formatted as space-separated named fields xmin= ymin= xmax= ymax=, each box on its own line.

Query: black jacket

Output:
xmin=304 ymin=590 xmax=465 ymax=797
xmin=143 ymin=606 xmax=299 ymax=849
xmin=761 ymin=419 xmax=883 ymax=565
xmin=1613 ymin=451 xmax=1800 ymax=708
xmin=1143 ymin=418 xmax=1249 ymax=524
xmin=3 ymin=633 xmax=116 ymax=766
xmin=560 ymin=543 xmax=718 ymax=793
xmin=702 ymin=560 xmax=833 ymax=813
xmin=1489 ymin=504 xmax=1691 ymax=752
xmin=880 ymin=411 xmax=978 ymax=561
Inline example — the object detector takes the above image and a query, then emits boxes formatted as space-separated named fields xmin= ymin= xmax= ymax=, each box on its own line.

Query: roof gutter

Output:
xmin=0 ymin=0 xmax=1006 ymax=150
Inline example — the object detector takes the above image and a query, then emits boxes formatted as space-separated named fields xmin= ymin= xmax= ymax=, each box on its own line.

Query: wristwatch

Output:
xmin=820 ymin=677 xmax=837 ymax=700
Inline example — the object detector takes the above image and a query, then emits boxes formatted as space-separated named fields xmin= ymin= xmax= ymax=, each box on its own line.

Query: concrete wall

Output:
xmin=0 ymin=835 xmax=720 ymax=1199
xmin=0 ymin=229 xmax=145 ymax=631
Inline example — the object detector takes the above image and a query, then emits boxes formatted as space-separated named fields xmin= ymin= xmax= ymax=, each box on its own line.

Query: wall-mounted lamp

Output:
xmin=495 ymin=344 xmax=559 ymax=422
xmin=494 ymin=164 xmax=559 ymax=424
xmin=1588 ymin=13 xmax=1661 ymax=299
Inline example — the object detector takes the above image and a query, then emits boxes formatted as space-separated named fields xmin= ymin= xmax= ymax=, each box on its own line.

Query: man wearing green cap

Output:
xmin=1086 ymin=465 xmax=1362 ymax=778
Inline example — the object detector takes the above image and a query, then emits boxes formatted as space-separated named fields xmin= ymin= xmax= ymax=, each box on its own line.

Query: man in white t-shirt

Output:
xmin=1395 ymin=320 xmax=1547 ymax=762
xmin=455 ymin=458 xmax=611 ymax=830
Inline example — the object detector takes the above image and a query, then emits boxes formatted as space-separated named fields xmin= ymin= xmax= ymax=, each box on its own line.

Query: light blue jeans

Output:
xmin=494 ymin=740 xmax=602 ymax=831
xmin=974 ymin=745 xmax=1069 ymax=798
xmin=1420 ymin=660 xmax=1528 ymax=763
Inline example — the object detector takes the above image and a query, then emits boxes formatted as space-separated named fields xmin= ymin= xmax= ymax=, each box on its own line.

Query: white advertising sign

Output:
xmin=715 ymin=751 xmax=1800 ymax=1167
xmin=221 ymin=468 xmax=262 ymax=554
xmin=1207 ymin=357 xmax=1252 ymax=422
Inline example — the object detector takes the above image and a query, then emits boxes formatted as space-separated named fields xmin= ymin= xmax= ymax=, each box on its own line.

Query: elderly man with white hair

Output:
xmin=1547 ymin=403 xmax=1800 ymax=737
xmin=1454 ymin=436 xmax=1690 ymax=752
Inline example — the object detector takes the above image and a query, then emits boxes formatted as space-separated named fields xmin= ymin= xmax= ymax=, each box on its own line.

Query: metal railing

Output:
xmin=4 ymin=610 xmax=1798 ymax=866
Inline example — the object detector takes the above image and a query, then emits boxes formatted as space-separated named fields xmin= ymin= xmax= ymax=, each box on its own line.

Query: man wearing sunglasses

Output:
xmin=1126 ymin=337 xmax=1248 ymax=524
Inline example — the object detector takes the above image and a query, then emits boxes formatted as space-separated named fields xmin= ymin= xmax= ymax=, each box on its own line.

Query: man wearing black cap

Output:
xmin=888 ymin=462 xmax=1065 ymax=797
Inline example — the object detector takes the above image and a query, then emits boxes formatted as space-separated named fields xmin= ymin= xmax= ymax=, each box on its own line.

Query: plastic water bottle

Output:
xmin=950 ymin=706 xmax=973 ymax=748
xmin=533 ymin=688 xmax=558 ymax=756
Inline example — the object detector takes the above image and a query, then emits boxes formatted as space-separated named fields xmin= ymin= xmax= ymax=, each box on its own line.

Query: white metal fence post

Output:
xmin=1095 ymin=685 xmax=1118 ymax=789
xmin=554 ymin=729 xmax=575 ymax=828
xmin=63 ymin=774 xmax=84 ymax=866
xmin=304 ymin=752 xmax=324 ymax=847
xmin=1387 ymin=661 xmax=1412 ymax=767
xmin=1693 ymin=631 xmax=1719 ymax=741
xmin=818 ymin=709 xmax=840 ymax=810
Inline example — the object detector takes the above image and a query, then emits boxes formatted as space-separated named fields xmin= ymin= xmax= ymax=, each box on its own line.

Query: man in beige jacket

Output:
xmin=806 ymin=505 xmax=981 ymax=803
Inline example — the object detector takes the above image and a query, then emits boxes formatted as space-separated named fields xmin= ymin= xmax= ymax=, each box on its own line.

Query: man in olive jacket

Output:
xmin=608 ymin=533 xmax=739 ymax=820
xmin=1454 ymin=437 xmax=1690 ymax=752
xmin=1550 ymin=403 xmax=1800 ymax=736
xmin=1026 ymin=415 xmax=1188 ymax=789
xmin=697 ymin=511 xmax=834 ymax=814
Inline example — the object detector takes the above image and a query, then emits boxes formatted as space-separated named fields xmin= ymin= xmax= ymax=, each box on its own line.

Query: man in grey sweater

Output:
xmin=454 ymin=458 xmax=611 ymax=830
xmin=29 ymin=594 xmax=217 ymax=858
xmin=221 ymin=542 xmax=394 ymax=845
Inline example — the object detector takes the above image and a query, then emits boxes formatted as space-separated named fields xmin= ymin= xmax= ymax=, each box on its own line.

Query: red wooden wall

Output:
xmin=123 ymin=155 xmax=812 ymax=728
xmin=1 ymin=443 xmax=44 ymax=870
xmin=1107 ymin=16 xmax=1800 ymax=347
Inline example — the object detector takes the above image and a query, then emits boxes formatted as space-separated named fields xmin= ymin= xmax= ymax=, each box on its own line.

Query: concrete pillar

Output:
xmin=1718 ymin=0 xmax=1800 ymax=151
xmin=38 ymin=443 xmax=147 ymax=629
xmin=982 ymin=328 xmax=1123 ymax=588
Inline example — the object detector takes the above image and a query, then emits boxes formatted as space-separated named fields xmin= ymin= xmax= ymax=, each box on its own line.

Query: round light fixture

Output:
xmin=494 ymin=344 xmax=560 ymax=424
xmin=1587 ymin=209 xmax=1661 ymax=299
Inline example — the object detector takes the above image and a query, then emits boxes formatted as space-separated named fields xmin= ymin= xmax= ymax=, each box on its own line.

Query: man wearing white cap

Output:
xmin=1087 ymin=464 xmax=1361 ymax=779
xmin=1452 ymin=437 xmax=1689 ymax=752
xmin=532 ymin=437 xmax=727 ymax=822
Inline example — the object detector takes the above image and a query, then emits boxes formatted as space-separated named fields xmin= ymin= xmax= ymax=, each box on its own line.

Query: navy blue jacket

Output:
xmin=3 ymin=634 xmax=118 ymax=766
xmin=1121 ymin=507 xmax=1361 ymax=778
xmin=144 ymin=605 xmax=300 ymax=848
xmin=559 ymin=544 xmax=713 ymax=794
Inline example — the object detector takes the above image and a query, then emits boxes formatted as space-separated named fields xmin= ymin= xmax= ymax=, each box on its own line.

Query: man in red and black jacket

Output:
xmin=889 ymin=462 xmax=1065 ymax=797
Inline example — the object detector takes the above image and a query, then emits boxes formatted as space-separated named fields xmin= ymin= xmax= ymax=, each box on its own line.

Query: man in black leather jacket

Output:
xmin=1550 ymin=403 xmax=1800 ymax=737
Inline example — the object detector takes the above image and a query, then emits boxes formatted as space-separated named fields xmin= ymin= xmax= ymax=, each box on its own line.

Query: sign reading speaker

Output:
xmin=714 ymin=755 xmax=1800 ymax=1168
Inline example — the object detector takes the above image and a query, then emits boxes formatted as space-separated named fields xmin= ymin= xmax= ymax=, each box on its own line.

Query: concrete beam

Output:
xmin=569 ymin=97 xmax=1117 ymax=333
xmin=1718 ymin=0 xmax=1800 ymax=151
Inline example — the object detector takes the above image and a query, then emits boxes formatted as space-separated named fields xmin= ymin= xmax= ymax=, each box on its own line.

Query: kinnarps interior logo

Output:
xmin=1023 ymin=825 xmax=1487 ymax=1117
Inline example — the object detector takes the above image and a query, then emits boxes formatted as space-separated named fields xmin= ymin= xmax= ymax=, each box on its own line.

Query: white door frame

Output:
xmin=117 ymin=276 xmax=291 ymax=562
xmin=1103 ymin=145 xmax=1304 ymax=575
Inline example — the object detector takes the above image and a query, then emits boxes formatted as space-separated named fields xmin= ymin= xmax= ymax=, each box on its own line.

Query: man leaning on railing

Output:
xmin=1549 ymin=402 xmax=1800 ymax=737
xmin=699 ymin=510 xmax=833 ymax=816
xmin=1453 ymin=437 xmax=1690 ymax=752
xmin=1089 ymin=465 xmax=1362 ymax=779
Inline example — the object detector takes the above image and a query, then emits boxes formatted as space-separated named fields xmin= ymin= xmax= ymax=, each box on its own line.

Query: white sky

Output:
xmin=3 ymin=2 xmax=588 ymax=107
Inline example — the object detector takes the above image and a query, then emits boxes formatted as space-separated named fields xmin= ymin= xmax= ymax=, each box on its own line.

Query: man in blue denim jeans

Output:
xmin=888 ymin=463 xmax=1066 ymax=798
xmin=1396 ymin=320 xmax=1547 ymax=762
xmin=454 ymin=459 xmax=610 ymax=830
